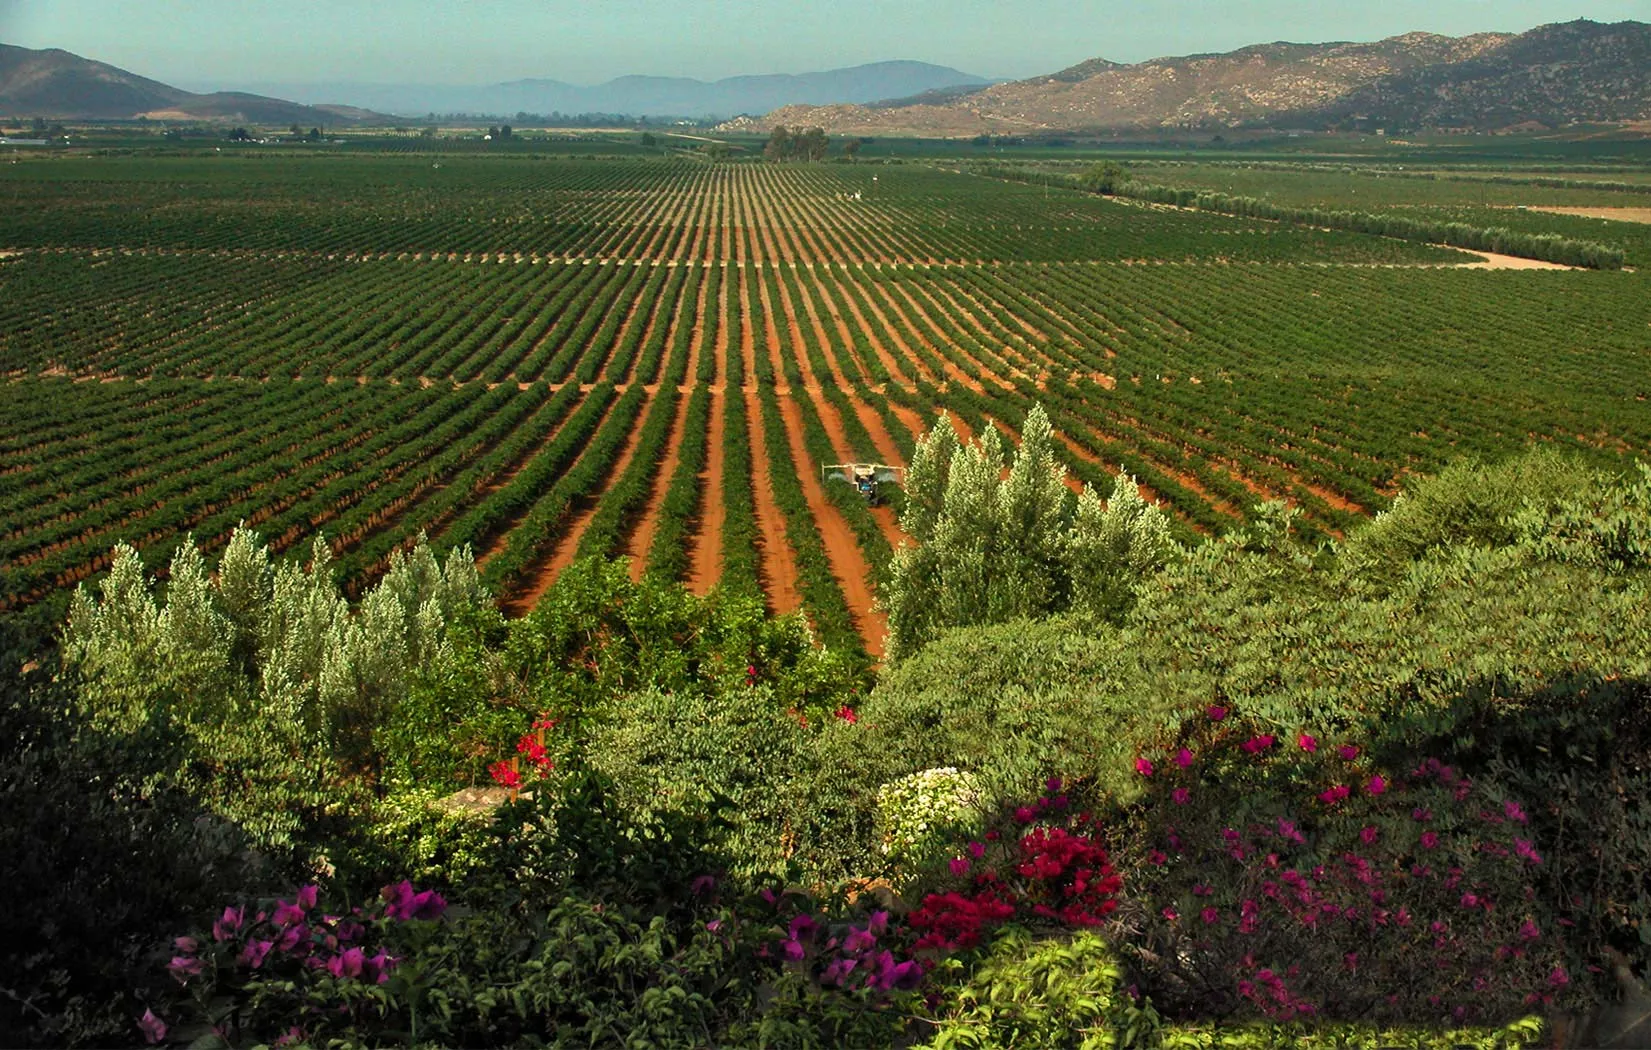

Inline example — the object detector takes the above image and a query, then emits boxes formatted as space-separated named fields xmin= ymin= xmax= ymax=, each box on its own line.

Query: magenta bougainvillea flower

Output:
xmin=1367 ymin=775 xmax=1387 ymax=795
xmin=1175 ymin=748 xmax=1194 ymax=768
xmin=1338 ymin=744 xmax=1360 ymax=761
xmin=138 ymin=1009 xmax=167 ymax=1045
xmin=381 ymin=881 xmax=447 ymax=922
xmin=1135 ymin=757 xmax=1154 ymax=777
xmin=1172 ymin=787 xmax=1191 ymax=805
xmin=1207 ymin=705 xmax=1228 ymax=721
xmin=1242 ymin=735 xmax=1276 ymax=754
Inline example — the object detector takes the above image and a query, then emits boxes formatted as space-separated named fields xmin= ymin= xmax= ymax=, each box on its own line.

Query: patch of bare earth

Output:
xmin=1450 ymin=250 xmax=1575 ymax=271
xmin=1520 ymin=206 xmax=1651 ymax=225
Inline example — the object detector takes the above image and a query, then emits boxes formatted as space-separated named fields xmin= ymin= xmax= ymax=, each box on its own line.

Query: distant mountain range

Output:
xmin=0 ymin=45 xmax=990 ymax=124
xmin=7 ymin=21 xmax=1648 ymax=134
xmin=0 ymin=44 xmax=377 ymax=125
xmin=226 ymin=62 xmax=992 ymax=120
xmin=752 ymin=20 xmax=1651 ymax=136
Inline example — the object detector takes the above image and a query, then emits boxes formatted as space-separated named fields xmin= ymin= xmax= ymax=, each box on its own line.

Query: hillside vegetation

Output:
xmin=755 ymin=19 xmax=1651 ymax=135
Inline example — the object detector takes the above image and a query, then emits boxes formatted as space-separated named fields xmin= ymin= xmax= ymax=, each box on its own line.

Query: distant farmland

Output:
xmin=4 ymin=153 xmax=1650 ymax=660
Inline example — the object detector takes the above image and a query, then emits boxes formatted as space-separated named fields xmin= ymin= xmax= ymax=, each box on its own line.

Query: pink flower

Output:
xmin=1207 ymin=705 xmax=1228 ymax=722
xmin=1338 ymin=744 xmax=1359 ymax=761
xmin=835 ymin=705 xmax=858 ymax=724
xmin=1201 ymin=907 xmax=1220 ymax=925
xmin=1514 ymin=839 xmax=1543 ymax=865
xmin=1460 ymin=893 xmax=1480 ymax=909
xmin=1504 ymin=800 xmax=1528 ymax=823
xmin=138 ymin=1009 xmax=167 ymax=1045
xmin=1175 ymin=748 xmax=1194 ymax=768
xmin=272 ymin=898 xmax=306 ymax=927
xmin=1045 ymin=777 xmax=1063 ymax=792
xmin=1298 ymin=733 xmax=1318 ymax=752
xmin=1360 ymin=826 xmax=1379 ymax=845
xmin=212 ymin=906 xmax=244 ymax=942
xmin=1319 ymin=784 xmax=1350 ymax=805
xmin=1148 ymin=850 xmax=1168 ymax=866
xmin=1241 ymin=735 xmax=1275 ymax=754
xmin=949 ymin=857 xmax=970 ymax=877
xmin=968 ymin=841 xmax=985 ymax=859
xmin=1420 ymin=831 xmax=1439 ymax=849
xmin=167 ymin=955 xmax=202 ymax=982
xmin=239 ymin=939 xmax=273 ymax=969
xmin=1161 ymin=907 xmax=1179 ymax=922
xmin=296 ymin=884 xmax=319 ymax=911
xmin=1135 ymin=757 xmax=1154 ymax=777
xmin=1276 ymin=818 xmax=1305 ymax=844
xmin=1367 ymin=775 xmax=1387 ymax=795
xmin=1549 ymin=966 xmax=1570 ymax=988
xmin=173 ymin=936 xmax=199 ymax=954
xmin=1172 ymin=787 xmax=1190 ymax=805
xmin=1014 ymin=806 xmax=1035 ymax=823
xmin=1412 ymin=807 xmax=1433 ymax=822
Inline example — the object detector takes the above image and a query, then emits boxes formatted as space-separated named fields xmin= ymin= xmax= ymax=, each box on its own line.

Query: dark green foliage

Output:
xmin=584 ymin=684 xmax=813 ymax=879
xmin=0 ymin=641 xmax=271 ymax=1048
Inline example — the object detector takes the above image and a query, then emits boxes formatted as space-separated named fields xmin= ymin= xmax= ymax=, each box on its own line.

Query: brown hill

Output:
xmin=0 ymin=44 xmax=384 ymax=124
xmin=743 ymin=19 xmax=1651 ymax=136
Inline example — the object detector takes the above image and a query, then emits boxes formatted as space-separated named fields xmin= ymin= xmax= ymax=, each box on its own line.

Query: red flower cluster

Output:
xmin=1016 ymin=826 xmax=1124 ymax=927
xmin=908 ymin=889 xmax=1015 ymax=951
xmin=516 ymin=733 xmax=552 ymax=770
xmin=488 ymin=718 xmax=558 ymax=789
xmin=910 ymin=797 xmax=1123 ymax=952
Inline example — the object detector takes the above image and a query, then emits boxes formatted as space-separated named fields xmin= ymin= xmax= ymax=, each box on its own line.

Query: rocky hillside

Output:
xmin=747 ymin=19 xmax=1650 ymax=136
xmin=0 ymin=44 xmax=379 ymax=124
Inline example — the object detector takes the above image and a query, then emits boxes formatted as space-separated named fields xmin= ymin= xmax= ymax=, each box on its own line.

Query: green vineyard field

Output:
xmin=4 ymin=152 xmax=1649 ymax=660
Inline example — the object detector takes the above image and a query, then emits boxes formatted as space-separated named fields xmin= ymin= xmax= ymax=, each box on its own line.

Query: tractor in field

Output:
xmin=823 ymin=463 xmax=904 ymax=506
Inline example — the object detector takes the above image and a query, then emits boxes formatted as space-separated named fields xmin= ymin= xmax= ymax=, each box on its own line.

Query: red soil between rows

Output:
xmin=476 ymin=390 xmax=617 ymax=570
xmin=747 ymin=387 xmax=805 ymax=617
xmin=686 ymin=387 xmax=727 ymax=595
xmin=505 ymin=387 xmax=659 ymax=615
xmin=774 ymin=384 xmax=888 ymax=658
xmin=624 ymin=388 xmax=693 ymax=582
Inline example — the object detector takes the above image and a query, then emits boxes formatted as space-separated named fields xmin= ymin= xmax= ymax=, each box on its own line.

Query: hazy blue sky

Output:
xmin=1 ymin=0 xmax=1644 ymax=86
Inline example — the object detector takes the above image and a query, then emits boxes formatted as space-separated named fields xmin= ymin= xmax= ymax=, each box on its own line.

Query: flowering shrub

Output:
xmin=875 ymin=767 xmax=984 ymax=881
xmin=1112 ymin=718 xmax=1574 ymax=1025
xmin=487 ymin=718 xmax=558 ymax=793
xmin=138 ymin=881 xmax=446 ymax=1046
xmin=907 ymin=780 xmax=1124 ymax=954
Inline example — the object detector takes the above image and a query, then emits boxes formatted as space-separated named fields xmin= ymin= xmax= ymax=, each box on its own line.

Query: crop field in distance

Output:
xmin=4 ymin=139 xmax=1650 ymax=660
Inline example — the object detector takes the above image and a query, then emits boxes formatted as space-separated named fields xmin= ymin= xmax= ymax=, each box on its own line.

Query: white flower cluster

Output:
xmin=875 ymin=766 xmax=983 ymax=866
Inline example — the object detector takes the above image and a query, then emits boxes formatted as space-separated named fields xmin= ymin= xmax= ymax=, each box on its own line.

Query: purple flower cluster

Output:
xmin=1123 ymin=712 xmax=1571 ymax=1022
xmin=775 ymin=907 xmax=925 ymax=992
xmin=143 ymin=881 xmax=448 ymax=1044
